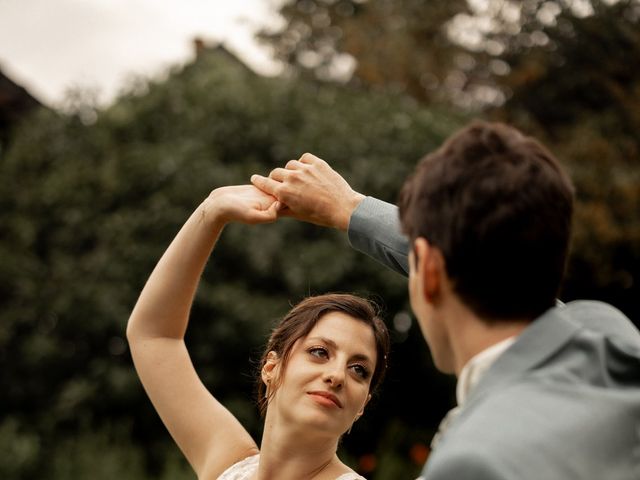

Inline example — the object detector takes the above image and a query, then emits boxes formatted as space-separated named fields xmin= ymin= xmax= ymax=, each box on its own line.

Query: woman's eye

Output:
xmin=350 ymin=364 xmax=370 ymax=380
xmin=308 ymin=347 xmax=328 ymax=359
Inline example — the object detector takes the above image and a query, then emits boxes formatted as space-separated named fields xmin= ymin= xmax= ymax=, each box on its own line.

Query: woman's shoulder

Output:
xmin=216 ymin=454 xmax=259 ymax=480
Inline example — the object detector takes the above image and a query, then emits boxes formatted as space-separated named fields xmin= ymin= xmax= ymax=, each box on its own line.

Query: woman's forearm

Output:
xmin=127 ymin=199 xmax=225 ymax=341
xmin=124 ymin=186 xmax=275 ymax=476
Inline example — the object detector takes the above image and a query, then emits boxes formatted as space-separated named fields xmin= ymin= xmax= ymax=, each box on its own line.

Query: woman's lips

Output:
xmin=307 ymin=391 xmax=343 ymax=408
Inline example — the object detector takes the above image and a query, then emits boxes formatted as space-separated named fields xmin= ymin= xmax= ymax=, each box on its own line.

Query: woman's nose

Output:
xmin=323 ymin=364 xmax=344 ymax=389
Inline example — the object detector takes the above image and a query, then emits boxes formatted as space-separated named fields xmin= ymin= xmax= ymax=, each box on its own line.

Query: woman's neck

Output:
xmin=256 ymin=416 xmax=344 ymax=480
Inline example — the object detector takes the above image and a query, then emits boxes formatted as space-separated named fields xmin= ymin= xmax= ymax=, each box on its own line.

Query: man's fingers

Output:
xmin=298 ymin=152 xmax=320 ymax=165
xmin=285 ymin=159 xmax=303 ymax=170
xmin=267 ymin=168 xmax=288 ymax=182
xmin=251 ymin=174 xmax=281 ymax=195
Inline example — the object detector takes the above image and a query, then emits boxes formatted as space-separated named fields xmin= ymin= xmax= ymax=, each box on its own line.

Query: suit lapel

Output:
xmin=465 ymin=306 xmax=581 ymax=405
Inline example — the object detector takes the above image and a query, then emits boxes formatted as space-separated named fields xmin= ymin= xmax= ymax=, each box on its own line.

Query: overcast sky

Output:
xmin=0 ymin=0 xmax=284 ymax=108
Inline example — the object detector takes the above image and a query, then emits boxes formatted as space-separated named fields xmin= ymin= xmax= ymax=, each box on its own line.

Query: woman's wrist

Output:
xmin=199 ymin=194 xmax=229 ymax=230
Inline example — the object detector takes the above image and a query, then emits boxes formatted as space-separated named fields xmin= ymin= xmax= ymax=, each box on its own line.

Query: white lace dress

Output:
xmin=217 ymin=454 xmax=366 ymax=480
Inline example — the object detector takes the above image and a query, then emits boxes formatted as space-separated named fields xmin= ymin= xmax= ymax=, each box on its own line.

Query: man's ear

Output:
xmin=414 ymin=237 xmax=443 ymax=302
xmin=261 ymin=351 xmax=280 ymax=385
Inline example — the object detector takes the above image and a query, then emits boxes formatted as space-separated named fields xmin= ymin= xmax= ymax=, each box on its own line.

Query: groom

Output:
xmin=252 ymin=121 xmax=640 ymax=479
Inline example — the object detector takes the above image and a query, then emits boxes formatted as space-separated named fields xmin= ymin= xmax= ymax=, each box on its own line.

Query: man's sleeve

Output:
xmin=347 ymin=196 xmax=409 ymax=277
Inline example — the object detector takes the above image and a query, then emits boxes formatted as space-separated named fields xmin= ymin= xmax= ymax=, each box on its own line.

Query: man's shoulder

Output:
xmin=425 ymin=388 xmax=638 ymax=480
xmin=561 ymin=299 xmax=628 ymax=321
xmin=421 ymin=443 xmax=506 ymax=480
xmin=560 ymin=300 xmax=639 ymax=344
xmin=423 ymin=326 xmax=640 ymax=479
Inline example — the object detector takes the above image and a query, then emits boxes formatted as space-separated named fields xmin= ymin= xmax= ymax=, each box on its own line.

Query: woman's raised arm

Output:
xmin=126 ymin=186 xmax=279 ymax=479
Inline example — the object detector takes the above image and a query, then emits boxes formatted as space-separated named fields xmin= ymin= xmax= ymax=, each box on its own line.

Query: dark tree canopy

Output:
xmin=0 ymin=46 xmax=462 ymax=479
xmin=260 ymin=0 xmax=470 ymax=103
xmin=1 ymin=1 xmax=639 ymax=477
xmin=264 ymin=0 xmax=640 ymax=322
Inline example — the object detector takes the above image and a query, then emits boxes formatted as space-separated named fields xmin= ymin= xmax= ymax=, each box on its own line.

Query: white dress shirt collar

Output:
xmin=456 ymin=336 xmax=517 ymax=406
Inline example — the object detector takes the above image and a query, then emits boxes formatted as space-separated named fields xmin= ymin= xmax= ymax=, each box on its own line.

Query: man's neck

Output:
xmin=447 ymin=306 xmax=530 ymax=376
xmin=456 ymin=336 xmax=518 ymax=405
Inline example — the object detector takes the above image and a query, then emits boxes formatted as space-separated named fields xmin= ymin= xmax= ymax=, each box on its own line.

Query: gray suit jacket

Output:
xmin=348 ymin=197 xmax=640 ymax=480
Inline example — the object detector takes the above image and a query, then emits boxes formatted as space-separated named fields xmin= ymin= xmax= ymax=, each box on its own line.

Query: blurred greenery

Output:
xmin=0 ymin=44 xmax=460 ymax=479
xmin=259 ymin=0 xmax=470 ymax=103
xmin=1 ymin=0 xmax=638 ymax=478
xmin=265 ymin=0 xmax=640 ymax=323
xmin=486 ymin=0 xmax=640 ymax=317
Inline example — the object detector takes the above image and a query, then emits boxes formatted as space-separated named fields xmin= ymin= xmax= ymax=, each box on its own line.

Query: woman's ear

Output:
xmin=261 ymin=350 xmax=280 ymax=385
xmin=356 ymin=393 xmax=372 ymax=418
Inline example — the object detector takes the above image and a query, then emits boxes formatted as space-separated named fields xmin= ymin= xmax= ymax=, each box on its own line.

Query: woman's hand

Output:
xmin=204 ymin=185 xmax=280 ymax=226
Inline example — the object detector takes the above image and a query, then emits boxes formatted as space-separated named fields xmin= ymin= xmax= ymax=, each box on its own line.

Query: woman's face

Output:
xmin=264 ymin=311 xmax=377 ymax=437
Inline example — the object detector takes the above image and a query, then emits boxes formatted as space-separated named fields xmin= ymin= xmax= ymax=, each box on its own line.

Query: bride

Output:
xmin=127 ymin=185 xmax=390 ymax=480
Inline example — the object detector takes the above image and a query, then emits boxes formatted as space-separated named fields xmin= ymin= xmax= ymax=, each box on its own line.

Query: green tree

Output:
xmin=0 ymin=47 xmax=463 ymax=479
xmin=265 ymin=0 xmax=640 ymax=324
xmin=486 ymin=0 xmax=640 ymax=319
xmin=261 ymin=0 xmax=470 ymax=103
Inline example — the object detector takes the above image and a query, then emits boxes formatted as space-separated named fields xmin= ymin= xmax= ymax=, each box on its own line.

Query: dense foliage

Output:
xmin=264 ymin=0 xmax=640 ymax=321
xmin=2 ymin=1 xmax=638 ymax=478
xmin=488 ymin=0 xmax=640 ymax=317
xmin=0 ymin=48 xmax=462 ymax=479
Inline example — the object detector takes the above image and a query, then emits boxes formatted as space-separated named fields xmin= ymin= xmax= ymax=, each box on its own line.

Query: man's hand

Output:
xmin=251 ymin=153 xmax=365 ymax=230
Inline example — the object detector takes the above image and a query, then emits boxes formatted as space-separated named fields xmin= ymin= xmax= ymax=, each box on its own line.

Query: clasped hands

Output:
xmin=207 ymin=153 xmax=364 ymax=229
